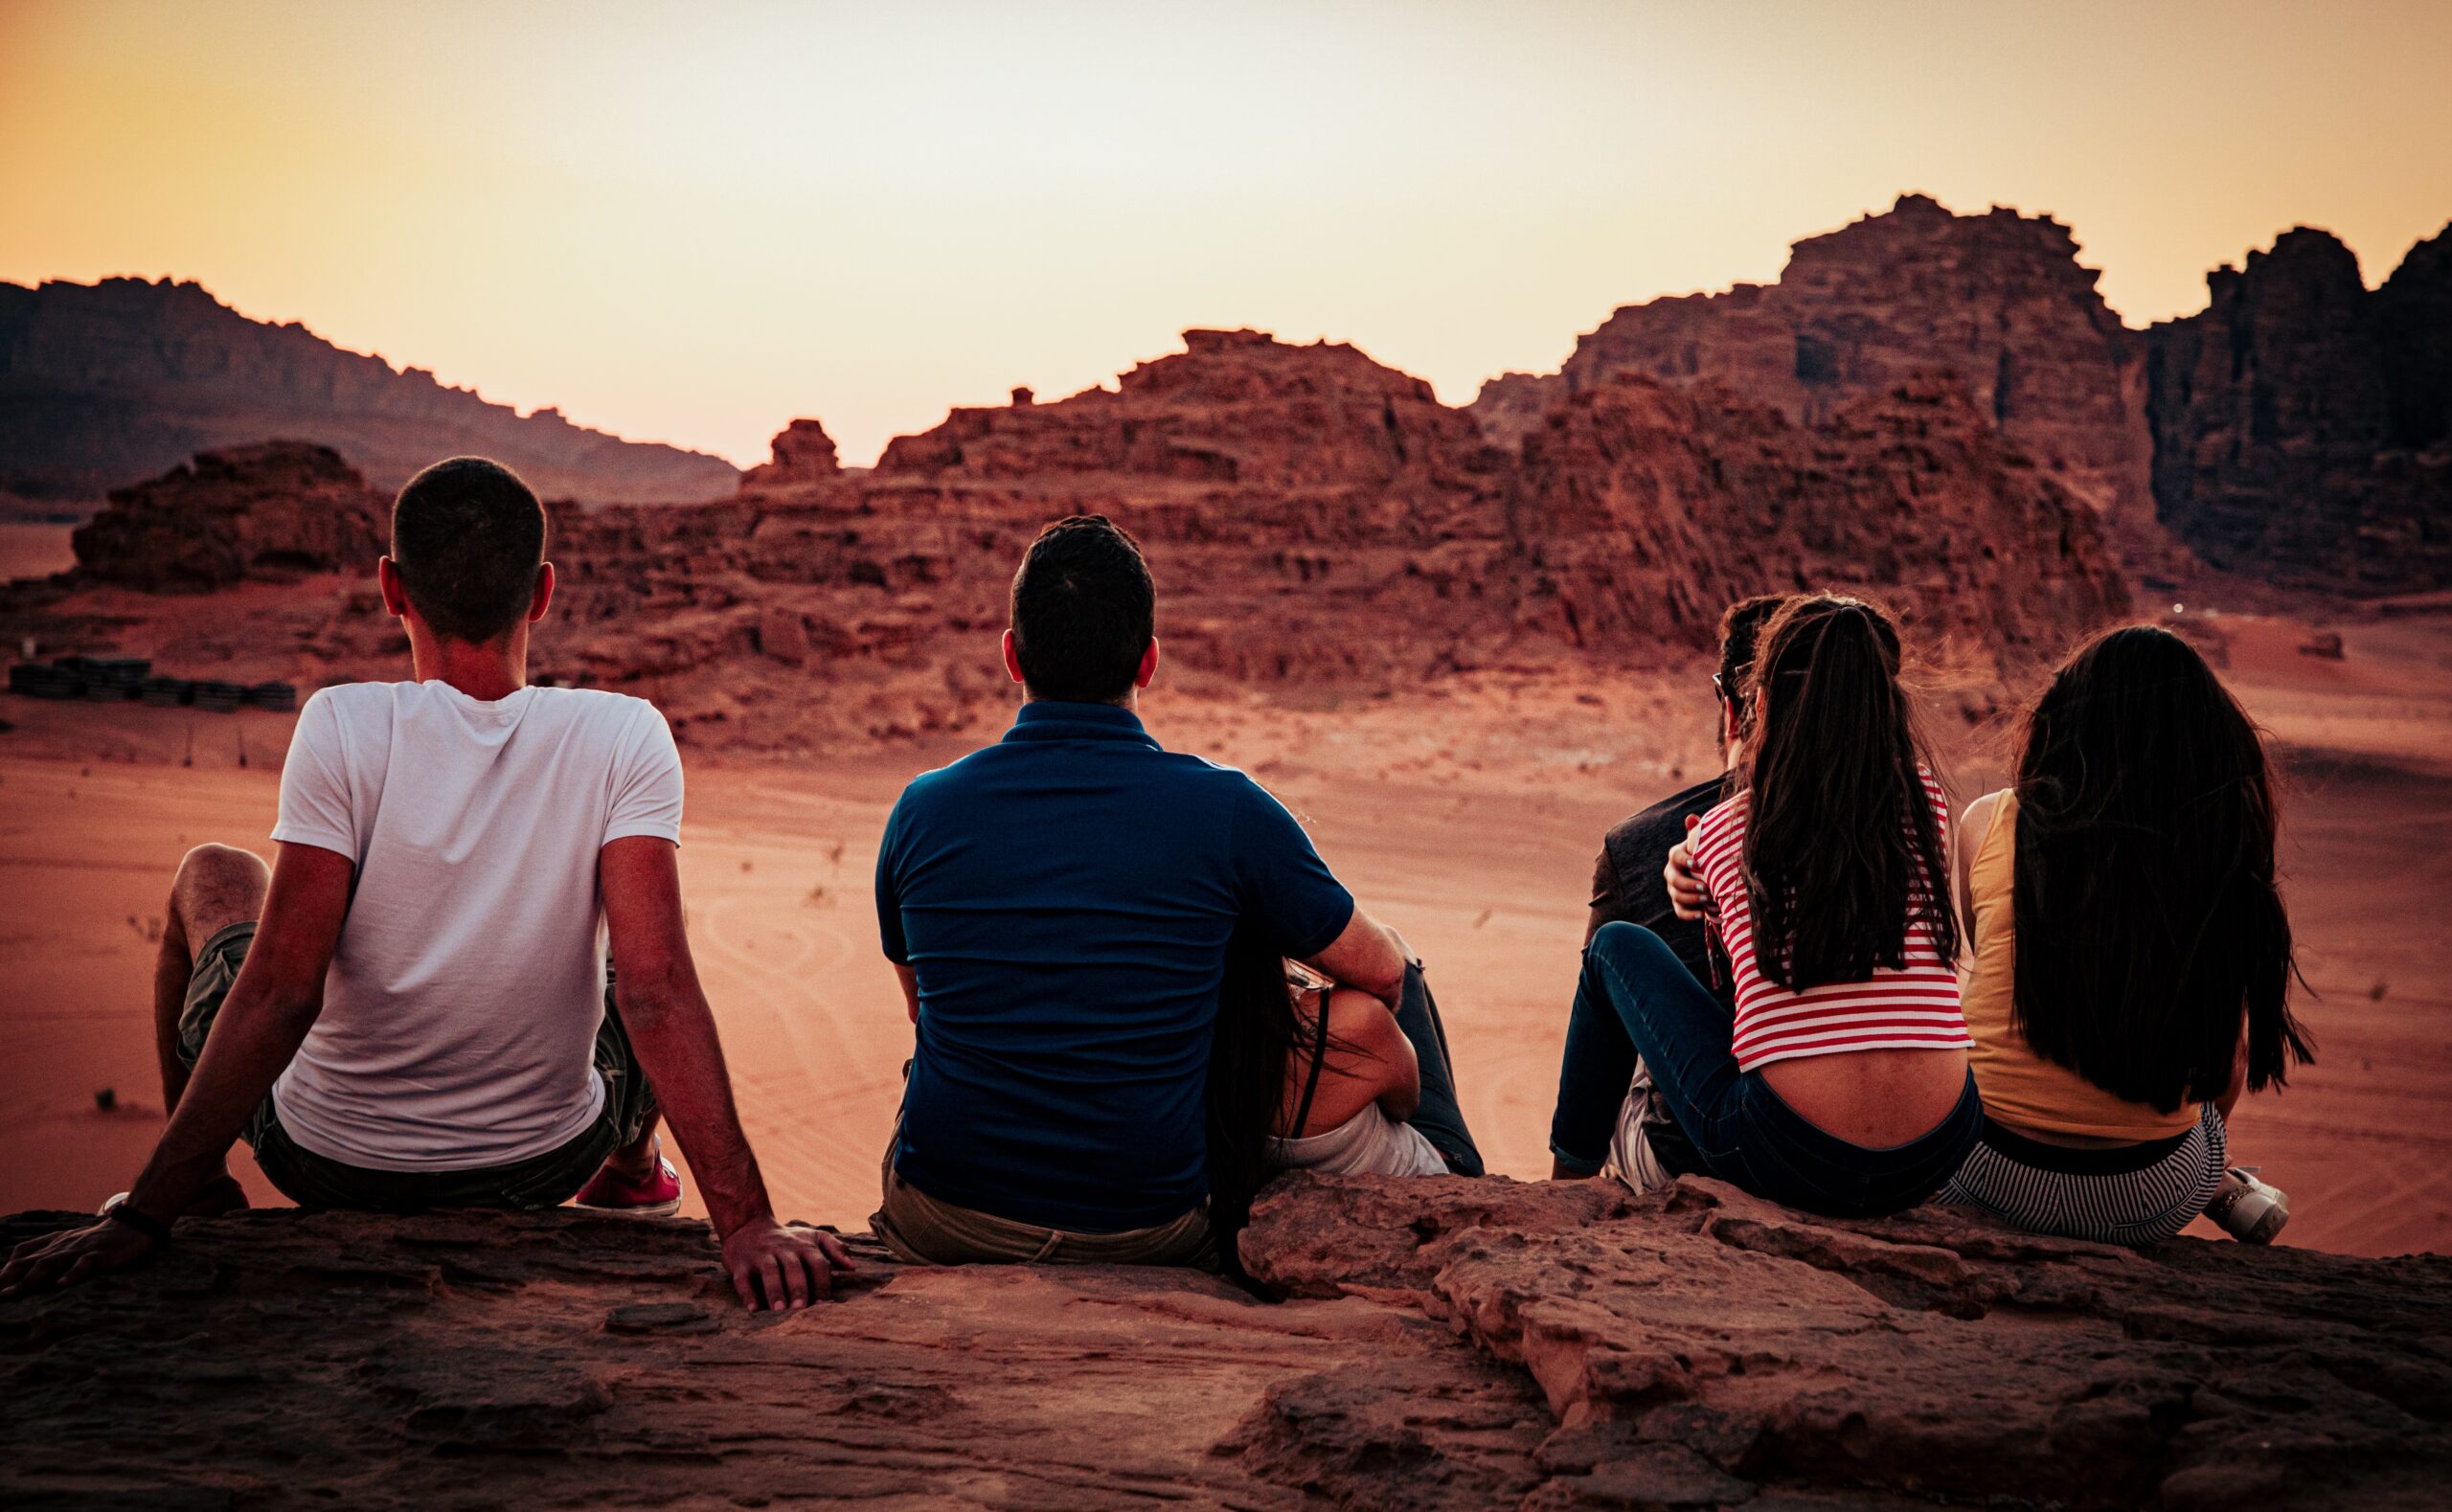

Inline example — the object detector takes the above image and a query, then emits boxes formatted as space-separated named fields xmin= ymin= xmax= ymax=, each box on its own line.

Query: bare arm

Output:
xmin=3 ymin=842 xmax=353 ymax=1296
xmin=1955 ymin=790 xmax=2003 ymax=952
xmin=601 ymin=836 xmax=852 ymax=1308
xmin=1301 ymin=905 xmax=1406 ymax=1010
xmin=1344 ymin=993 xmax=1422 ymax=1122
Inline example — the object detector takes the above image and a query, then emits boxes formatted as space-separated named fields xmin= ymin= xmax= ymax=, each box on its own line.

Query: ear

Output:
xmin=1720 ymin=690 xmax=1742 ymax=748
xmin=1134 ymin=637 xmax=1160 ymax=690
xmin=376 ymin=556 xmax=410 ymax=621
xmin=528 ymin=560 xmax=556 ymax=624
xmin=1001 ymin=628 xmax=1026 ymax=686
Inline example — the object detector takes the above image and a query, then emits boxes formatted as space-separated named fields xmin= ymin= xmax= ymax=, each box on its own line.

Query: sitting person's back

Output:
xmin=879 ymin=705 xmax=1352 ymax=1234
xmin=273 ymin=678 xmax=678 ymax=1169
xmin=1938 ymin=626 xmax=2313 ymax=1245
xmin=872 ymin=515 xmax=1475 ymax=1266
xmin=2 ymin=457 xmax=850 ymax=1310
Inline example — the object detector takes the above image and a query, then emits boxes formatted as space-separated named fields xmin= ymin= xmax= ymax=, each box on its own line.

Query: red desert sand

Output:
xmin=1 ymin=602 xmax=2445 ymax=1258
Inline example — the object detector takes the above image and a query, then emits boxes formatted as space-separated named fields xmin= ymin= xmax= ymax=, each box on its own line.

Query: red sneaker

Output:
xmin=572 ymin=1153 xmax=684 ymax=1218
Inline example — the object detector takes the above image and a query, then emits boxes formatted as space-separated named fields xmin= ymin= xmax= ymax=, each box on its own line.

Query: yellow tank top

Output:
xmin=1963 ymin=790 xmax=2202 ymax=1141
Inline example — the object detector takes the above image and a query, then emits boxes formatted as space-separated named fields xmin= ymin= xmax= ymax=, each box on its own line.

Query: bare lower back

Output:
xmin=1760 ymin=1047 xmax=1969 ymax=1148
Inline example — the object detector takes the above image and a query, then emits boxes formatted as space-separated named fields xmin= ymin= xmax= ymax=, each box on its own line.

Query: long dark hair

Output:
xmin=1737 ymin=595 xmax=1959 ymax=988
xmin=2011 ymin=626 xmax=2313 ymax=1109
xmin=1204 ymin=928 xmax=1365 ymax=1264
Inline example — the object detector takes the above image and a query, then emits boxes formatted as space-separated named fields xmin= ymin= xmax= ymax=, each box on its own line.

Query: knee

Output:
xmin=1586 ymin=921 xmax=1673 ymax=972
xmin=171 ymin=843 xmax=269 ymax=914
xmin=176 ymin=842 xmax=268 ymax=888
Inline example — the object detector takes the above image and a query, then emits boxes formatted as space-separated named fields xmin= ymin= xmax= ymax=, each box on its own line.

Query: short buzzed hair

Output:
xmin=1009 ymin=515 xmax=1155 ymax=703
xmin=390 ymin=458 xmax=546 ymax=644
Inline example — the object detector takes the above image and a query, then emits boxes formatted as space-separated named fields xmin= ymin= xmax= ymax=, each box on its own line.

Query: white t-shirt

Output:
xmin=267 ymin=681 xmax=684 ymax=1170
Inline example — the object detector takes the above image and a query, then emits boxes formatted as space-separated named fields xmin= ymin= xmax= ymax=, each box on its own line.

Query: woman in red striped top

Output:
xmin=1555 ymin=595 xmax=1981 ymax=1217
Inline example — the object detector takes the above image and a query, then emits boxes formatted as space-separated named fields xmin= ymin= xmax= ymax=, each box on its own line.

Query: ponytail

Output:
xmin=1737 ymin=596 xmax=1957 ymax=988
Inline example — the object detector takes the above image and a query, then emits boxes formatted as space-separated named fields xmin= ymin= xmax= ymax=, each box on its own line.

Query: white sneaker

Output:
xmin=1601 ymin=1058 xmax=1674 ymax=1195
xmin=2205 ymin=1166 xmax=2290 ymax=1244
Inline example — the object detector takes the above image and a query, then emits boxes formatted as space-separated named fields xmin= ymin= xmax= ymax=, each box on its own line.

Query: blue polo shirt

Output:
xmin=875 ymin=701 xmax=1356 ymax=1231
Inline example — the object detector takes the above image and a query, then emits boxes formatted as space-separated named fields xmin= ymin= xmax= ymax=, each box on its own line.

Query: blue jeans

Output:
xmin=1395 ymin=959 xmax=1483 ymax=1176
xmin=1550 ymin=922 xmax=1978 ymax=1217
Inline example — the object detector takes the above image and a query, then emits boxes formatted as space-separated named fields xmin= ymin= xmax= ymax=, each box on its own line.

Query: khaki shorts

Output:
xmin=872 ymin=1117 xmax=1215 ymax=1268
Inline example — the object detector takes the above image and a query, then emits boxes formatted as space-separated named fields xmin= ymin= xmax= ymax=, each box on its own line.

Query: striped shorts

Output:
xmin=1938 ymin=1103 xmax=2227 ymax=1246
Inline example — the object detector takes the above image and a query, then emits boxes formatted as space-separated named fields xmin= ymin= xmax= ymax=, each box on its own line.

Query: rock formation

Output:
xmin=70 ymin=441 xmax=386 ymax=591
xmin=4 ymin=1176 xmax=2444 ymax=1508
xmin=2 ymin=328 xmax=2130 ymax=750
xmin=1510 ymin=375 xmax=2130 ymax=675
xmin=738 ymin=417 xmax=843 ymax=494
xmin=2146 ymin=226 xmax=2452 ymax=594
xmin=1478 ymin=194 xmax=2154 ymax=526
xmin=0 ymin=277 xmax=740 ymax=504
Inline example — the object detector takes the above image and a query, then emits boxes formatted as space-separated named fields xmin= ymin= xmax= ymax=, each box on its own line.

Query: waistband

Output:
xmin=1976 ymin=1110 xmax=2202 ymax=1176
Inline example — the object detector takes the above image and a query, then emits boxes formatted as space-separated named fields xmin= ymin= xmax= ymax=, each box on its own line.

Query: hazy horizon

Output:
xmin=6 ymin=0 xmax=2450 ymax=467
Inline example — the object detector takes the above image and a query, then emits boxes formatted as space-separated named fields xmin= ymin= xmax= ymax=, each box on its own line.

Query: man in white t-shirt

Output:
xmin=2 ymin=458 xmax=851 ymax=1311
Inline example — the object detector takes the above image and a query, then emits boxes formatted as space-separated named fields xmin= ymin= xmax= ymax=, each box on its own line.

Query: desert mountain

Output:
xmin=1476 ymin=194 xmax=2152 ymax=526
xmin=13 ymin=327 xmax=2126 ymax=751
xmin=0 ymin=277 xmax=740 ymax=506
xmin=2146 ymin=225 xmax=2452 ymax=594
xmin=1480 ymin=193 xmax=2452 ymax=597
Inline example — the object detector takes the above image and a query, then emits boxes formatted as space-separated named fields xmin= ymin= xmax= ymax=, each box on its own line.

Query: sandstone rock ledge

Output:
xmin=3 ymin=1176 xmax=2445 ymax=1510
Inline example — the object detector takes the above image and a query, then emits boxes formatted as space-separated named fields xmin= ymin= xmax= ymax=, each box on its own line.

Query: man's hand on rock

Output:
xmin=722 ymin=1217 xmax=854 ymax=1311
xmin=0 ymin=1215 xmax=160 ymax=1298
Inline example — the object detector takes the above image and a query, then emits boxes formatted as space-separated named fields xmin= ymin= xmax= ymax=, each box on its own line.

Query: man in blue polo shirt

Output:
xmin=871 ymin=515 xmax=1478 ymax=1265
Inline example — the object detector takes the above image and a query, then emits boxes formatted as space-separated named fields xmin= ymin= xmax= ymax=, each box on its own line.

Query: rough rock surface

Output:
xmin=1477 ymin=195 xmax=2154 ymax=527
xmin=0 ymin=277 xmax=740 ymax=503
xmin=5 ymin=1176 xmax=2444 ymax=1509
xmin=2145 ymin=226 xmax=2452 ymax=594
xmin=1510 ymin=375 xmax=2129 ymax=674
xmin=70 ymin=441 xmax=386 ymax=591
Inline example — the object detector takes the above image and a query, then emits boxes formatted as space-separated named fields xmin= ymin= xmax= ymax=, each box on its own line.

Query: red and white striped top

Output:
xmin=1691 ymin=772 xmax=1970 ymax=1072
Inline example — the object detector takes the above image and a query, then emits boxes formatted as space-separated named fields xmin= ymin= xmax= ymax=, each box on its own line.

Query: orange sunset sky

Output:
xmin=4 ymin=0 xmax=2450 ymax=467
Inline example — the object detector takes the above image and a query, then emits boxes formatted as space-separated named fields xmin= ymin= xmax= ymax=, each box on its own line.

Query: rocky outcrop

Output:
xmin=1479 ymin=195 xmax=2154 ymax=526
xmin=1 ymin=328 xmax=2130 ymax=750
xmin=5 ymin=1177 xmax=2444 ymax=1508
xmin=738 ymin=417 xmax=843 ymax=495
xmin=70 ymin=441 xmax=386 ymax=591
xmin=1510 ymin=375 xmax=2130 ymax=674
xmin=0 ymin=277 xmax=740 ymax=504
xmin=2145 ymin=227 xmax=2452 ymax=594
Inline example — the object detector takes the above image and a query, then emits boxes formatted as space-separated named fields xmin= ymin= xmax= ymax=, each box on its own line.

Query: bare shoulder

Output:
xmin=1325 ymin=987 xmax=1402 ymax=1059
xmin=1963 ymin=788 xmax=2009 ymax=853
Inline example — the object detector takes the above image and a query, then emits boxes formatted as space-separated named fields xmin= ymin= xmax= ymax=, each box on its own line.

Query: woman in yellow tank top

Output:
xmin=1938 ymin=626 xmax=2313 ymax=1245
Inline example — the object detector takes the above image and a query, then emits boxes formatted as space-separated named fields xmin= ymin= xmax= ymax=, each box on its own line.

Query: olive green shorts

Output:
xmin=181 ymin=922 xmax=657 ymax=1211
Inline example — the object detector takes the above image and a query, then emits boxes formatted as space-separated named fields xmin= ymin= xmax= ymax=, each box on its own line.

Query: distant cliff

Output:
xmin=1479 ymin=193 xmax=2452 ymax=598
xmin=1476 ymin=194 xmax=2154 ymax=528
xmin=2145 ymin=226 xmax=2452 ymax=595
xmin=0 ymin=278 xmax=740 ymax=506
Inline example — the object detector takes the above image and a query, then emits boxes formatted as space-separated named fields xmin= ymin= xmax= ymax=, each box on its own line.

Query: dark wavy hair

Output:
xmin=2010 ymin=625 xmax=2313 ymax=1110
xmin=1736 ymin=595 xmax=1958 ymax=988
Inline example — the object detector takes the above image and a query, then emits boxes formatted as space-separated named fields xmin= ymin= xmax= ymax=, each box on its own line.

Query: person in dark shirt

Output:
xmin=1552 ymin=594 xmax=1790 ymax=1180
xmin=873 ymin=516 xmax=1481 ymax=1267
